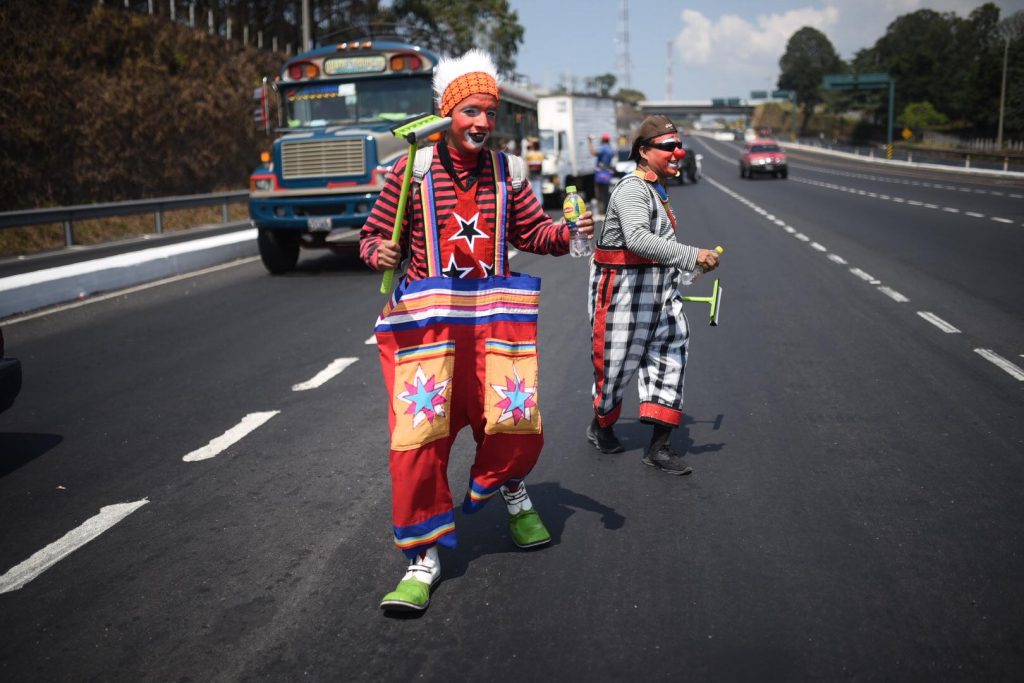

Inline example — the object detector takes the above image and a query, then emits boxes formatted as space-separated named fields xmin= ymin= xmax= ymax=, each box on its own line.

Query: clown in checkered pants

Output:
xmin=588 ymin=115 xmax=721 ymax=474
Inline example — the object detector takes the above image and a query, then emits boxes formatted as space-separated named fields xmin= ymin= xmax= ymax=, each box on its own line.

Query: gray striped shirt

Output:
xmin=599 ymin=175 xmax=699 ymax=272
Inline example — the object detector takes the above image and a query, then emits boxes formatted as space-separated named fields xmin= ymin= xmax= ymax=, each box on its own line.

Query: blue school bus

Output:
xmin=249 ymin=39 xmax=539 ymax=273
xmin=248 ymin=38 xmax=441 ymax=273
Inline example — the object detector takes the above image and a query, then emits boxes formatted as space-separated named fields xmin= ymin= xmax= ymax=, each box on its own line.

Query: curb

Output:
xmin=0 ymin=228 xmax=257 ymax=320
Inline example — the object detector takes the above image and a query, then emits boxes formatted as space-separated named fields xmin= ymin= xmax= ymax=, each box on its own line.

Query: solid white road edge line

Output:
xmin=0 ymin=499 xmax=149 ymax=594
xmin=974 ymin=349 xmax=1024 ymax=381
xmin=917 ymin=311 xmax=961 ymax=334
xmin=292 ymin=357 xmax=358 ymax=391
xmin=182 ymin=411 xmax=280 ymax=462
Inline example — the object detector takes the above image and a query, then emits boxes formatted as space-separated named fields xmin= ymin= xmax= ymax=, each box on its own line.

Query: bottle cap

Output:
xmin=565 ymin=185 xmax=577 ymax=193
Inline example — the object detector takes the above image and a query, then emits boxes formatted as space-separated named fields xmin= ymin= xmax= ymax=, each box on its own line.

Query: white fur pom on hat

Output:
xmin=433 ymin=48 xmax=501 ymax=116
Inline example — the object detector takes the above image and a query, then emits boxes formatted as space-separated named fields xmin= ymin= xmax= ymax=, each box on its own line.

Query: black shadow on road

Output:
xmin=0 ymin=432 xmax=63 ymax=476
xmin=279 ymin=249 xmax=372 ymax=275
xmin=382 ymin=481 xmax=624 ymax=621
xmin=445 ymin=481 xmax=625 ymax=572
xmin=613 ymin=414 xmax=726 ymax=461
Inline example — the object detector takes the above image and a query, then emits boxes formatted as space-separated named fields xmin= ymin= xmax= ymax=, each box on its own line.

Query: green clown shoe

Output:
xmin=501 ymin=482 xmax=551 ymax=549
xmin=508 ymin=508 xmax=551 ymax=548
xmin=380 ymin=545 xmax=441 ymax=612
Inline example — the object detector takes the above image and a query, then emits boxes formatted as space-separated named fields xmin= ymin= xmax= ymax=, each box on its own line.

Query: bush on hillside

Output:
xmin=0 ymin=1 xmax=282 ymax=211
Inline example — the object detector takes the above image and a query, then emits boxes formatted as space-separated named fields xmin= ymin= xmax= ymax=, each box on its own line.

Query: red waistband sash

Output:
xmin=593 ymin=247 xmax=659 ymax=268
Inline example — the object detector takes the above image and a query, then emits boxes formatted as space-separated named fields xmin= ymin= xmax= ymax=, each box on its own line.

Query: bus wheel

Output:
xmin=258 ymin=229 xmax=300 ymax=274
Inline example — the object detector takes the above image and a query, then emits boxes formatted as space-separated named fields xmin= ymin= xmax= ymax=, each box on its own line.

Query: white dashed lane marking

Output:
xmin=878 ymin=286 xmax=909 ymax=303
xmin=791 ymin=176 xmax=1022 ymax=227
xmin=292 ymin=357 xmax=358 ymax=391
xmin=182 ymin=411 xmax=280 ymax=462
xmin=0 ymin=499 xmax=149 ymax=593
xmin=703 ymin=173 xmax=1021 ymax=385
xmin=974 ymin=349 xmax=1024 ymax=381
xmin=917 ymin=312 xmax=961 ymax=334
xmin=850 ymin=268 xmax=881 ymax=284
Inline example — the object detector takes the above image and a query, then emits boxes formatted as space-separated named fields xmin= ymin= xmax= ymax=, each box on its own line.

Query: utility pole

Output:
xmin=302 ymin=0 xmax=312 ymax=52
xmin=996 ymin=11 xmax=1024 ymax=150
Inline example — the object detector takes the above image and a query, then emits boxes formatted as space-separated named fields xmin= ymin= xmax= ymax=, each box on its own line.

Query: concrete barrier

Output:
xmin=0 ymin=228 xmax=257 ymax=319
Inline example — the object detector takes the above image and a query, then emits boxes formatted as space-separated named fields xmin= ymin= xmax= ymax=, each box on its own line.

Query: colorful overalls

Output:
xmin=374 ymin=152 xmax=545 ymax=559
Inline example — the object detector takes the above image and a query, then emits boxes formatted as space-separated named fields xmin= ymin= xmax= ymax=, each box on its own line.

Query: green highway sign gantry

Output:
xmin=822 ymin=73 xmax=890 ymax=90
xmin=822 ymin=72 xmax=896 ymax=146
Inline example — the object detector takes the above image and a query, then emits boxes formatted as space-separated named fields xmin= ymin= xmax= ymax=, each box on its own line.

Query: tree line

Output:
xmin=777 ymin=3 xmax=1024 ymax=143
xmin=0 ymin=0 xmax=526 ymax=211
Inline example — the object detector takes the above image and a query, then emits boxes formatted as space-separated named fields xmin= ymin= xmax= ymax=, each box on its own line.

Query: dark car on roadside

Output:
xmin=0 ymin=327 xmax=22 ymax=414
xmin=740 ymin=139 xmax=788 ymax=179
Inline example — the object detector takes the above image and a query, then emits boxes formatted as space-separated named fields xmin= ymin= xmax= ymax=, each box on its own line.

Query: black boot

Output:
xmin=642 ymin=424 xmax=692 ymax=475
xmin=586 ymin=418 xmax=625 ymax=453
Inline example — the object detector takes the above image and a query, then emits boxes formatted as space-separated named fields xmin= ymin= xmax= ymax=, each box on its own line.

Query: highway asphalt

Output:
xmin=0 ymin=143 xmax=1022 ymax=681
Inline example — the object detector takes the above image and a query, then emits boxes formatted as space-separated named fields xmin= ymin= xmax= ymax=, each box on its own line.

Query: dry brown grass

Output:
xmin=0 ymin=203 xmax=249 ymax=258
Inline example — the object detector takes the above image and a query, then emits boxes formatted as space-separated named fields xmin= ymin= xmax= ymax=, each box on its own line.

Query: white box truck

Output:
xmin=537 ymin=95 xmax=617 ymax=203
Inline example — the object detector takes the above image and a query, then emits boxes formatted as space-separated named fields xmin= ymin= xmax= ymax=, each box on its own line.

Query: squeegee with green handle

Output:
xmin=379 ymin=113 xmax=453 ymax=294
xmin=680 ymin=246 xmax=724 ymax=326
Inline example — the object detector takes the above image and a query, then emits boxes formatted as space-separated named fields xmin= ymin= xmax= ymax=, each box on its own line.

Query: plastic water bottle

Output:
xmin=679 ymin=245 xmax=724 ymax=285
xmin=563 ymin=185 xmax=592 ymax=258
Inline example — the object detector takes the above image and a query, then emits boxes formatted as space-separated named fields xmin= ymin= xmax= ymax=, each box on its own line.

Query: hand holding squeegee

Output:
xmin=379 ymin=113 xmax=453 ymax=294
xmin=680 ymin=245 xmax=724 ymax=326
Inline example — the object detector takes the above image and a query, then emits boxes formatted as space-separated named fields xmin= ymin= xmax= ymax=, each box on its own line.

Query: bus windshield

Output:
xmin=283 ymin=75 xmax=433 ymax=127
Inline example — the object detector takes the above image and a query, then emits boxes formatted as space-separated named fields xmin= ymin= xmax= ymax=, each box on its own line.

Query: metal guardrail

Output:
xmin=0 ymin=191 xmax=249 ymax=247
xmin=794 ymin=138 xmax=1024 ymax=173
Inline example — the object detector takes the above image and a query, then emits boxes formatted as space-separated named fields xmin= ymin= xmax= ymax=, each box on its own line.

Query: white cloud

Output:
xmin=675 ymin=7 xmax=839 ymax=68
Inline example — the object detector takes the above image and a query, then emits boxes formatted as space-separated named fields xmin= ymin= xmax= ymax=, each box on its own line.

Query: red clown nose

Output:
xmin=672 ymin=147 xmax=687 ymax=160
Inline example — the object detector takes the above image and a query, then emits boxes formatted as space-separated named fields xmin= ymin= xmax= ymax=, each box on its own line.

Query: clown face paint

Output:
xmin=446 ymin=93 xmax=498 ymax=156
xmin=640 ymin=133 xmax=684 ymax=183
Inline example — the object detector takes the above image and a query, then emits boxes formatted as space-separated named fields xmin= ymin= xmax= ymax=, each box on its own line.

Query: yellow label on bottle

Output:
xmin=562 ymin=195 xmax=585 ymax=222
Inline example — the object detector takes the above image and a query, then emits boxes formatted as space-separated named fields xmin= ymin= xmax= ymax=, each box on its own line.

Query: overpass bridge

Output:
xmin=639 ymin=99 xmax=756 ymax=120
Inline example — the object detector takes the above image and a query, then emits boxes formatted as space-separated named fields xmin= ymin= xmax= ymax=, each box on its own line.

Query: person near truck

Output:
xmin=360 ymin=48 xmax=595 ymax=612
xmin=588 ymin=132 xmax=615 ymax=215
xmin=526 ymin=137 xmax=544 ymax=204
xmin=587 ymin=115 xmax=720 ymax=475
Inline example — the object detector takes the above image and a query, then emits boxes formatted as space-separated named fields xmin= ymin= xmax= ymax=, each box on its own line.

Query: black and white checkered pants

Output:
xmin=589 ymin=263 xmax=689 ymax=427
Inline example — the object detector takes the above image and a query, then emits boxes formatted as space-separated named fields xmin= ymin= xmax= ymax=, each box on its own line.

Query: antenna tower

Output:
xmin=666 ymin=41 xmax=672 ymax=99
xmin=616 ymin=0 xmax=631 ymax=91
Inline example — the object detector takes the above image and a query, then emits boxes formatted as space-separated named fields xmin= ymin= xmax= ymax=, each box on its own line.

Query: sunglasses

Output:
xmin=644 ymin=139 xmax=683 ymax=152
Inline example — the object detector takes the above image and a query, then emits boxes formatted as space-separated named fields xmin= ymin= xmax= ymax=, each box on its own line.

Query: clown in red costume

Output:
xmin=360 ymin=49 xmax=594 ymax=613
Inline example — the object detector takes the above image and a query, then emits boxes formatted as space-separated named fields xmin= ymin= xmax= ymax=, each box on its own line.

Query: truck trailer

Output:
xmin=537 ymin=95 xmax=617 ymax=204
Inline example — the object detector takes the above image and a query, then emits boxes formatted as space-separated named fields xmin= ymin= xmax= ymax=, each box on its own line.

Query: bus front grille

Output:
xmin=281 ymin=139 xmax=366 ymax=179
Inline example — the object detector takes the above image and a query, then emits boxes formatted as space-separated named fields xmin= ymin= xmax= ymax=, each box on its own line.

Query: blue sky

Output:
xmin=507 ymin=0 xmax=1024 ymax=100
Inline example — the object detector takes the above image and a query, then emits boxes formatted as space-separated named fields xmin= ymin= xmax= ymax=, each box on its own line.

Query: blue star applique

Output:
xmin=490 ymin=363 xmax=537 ymax=425
xmin=397 ymin=365 xmax=451 ymax=428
